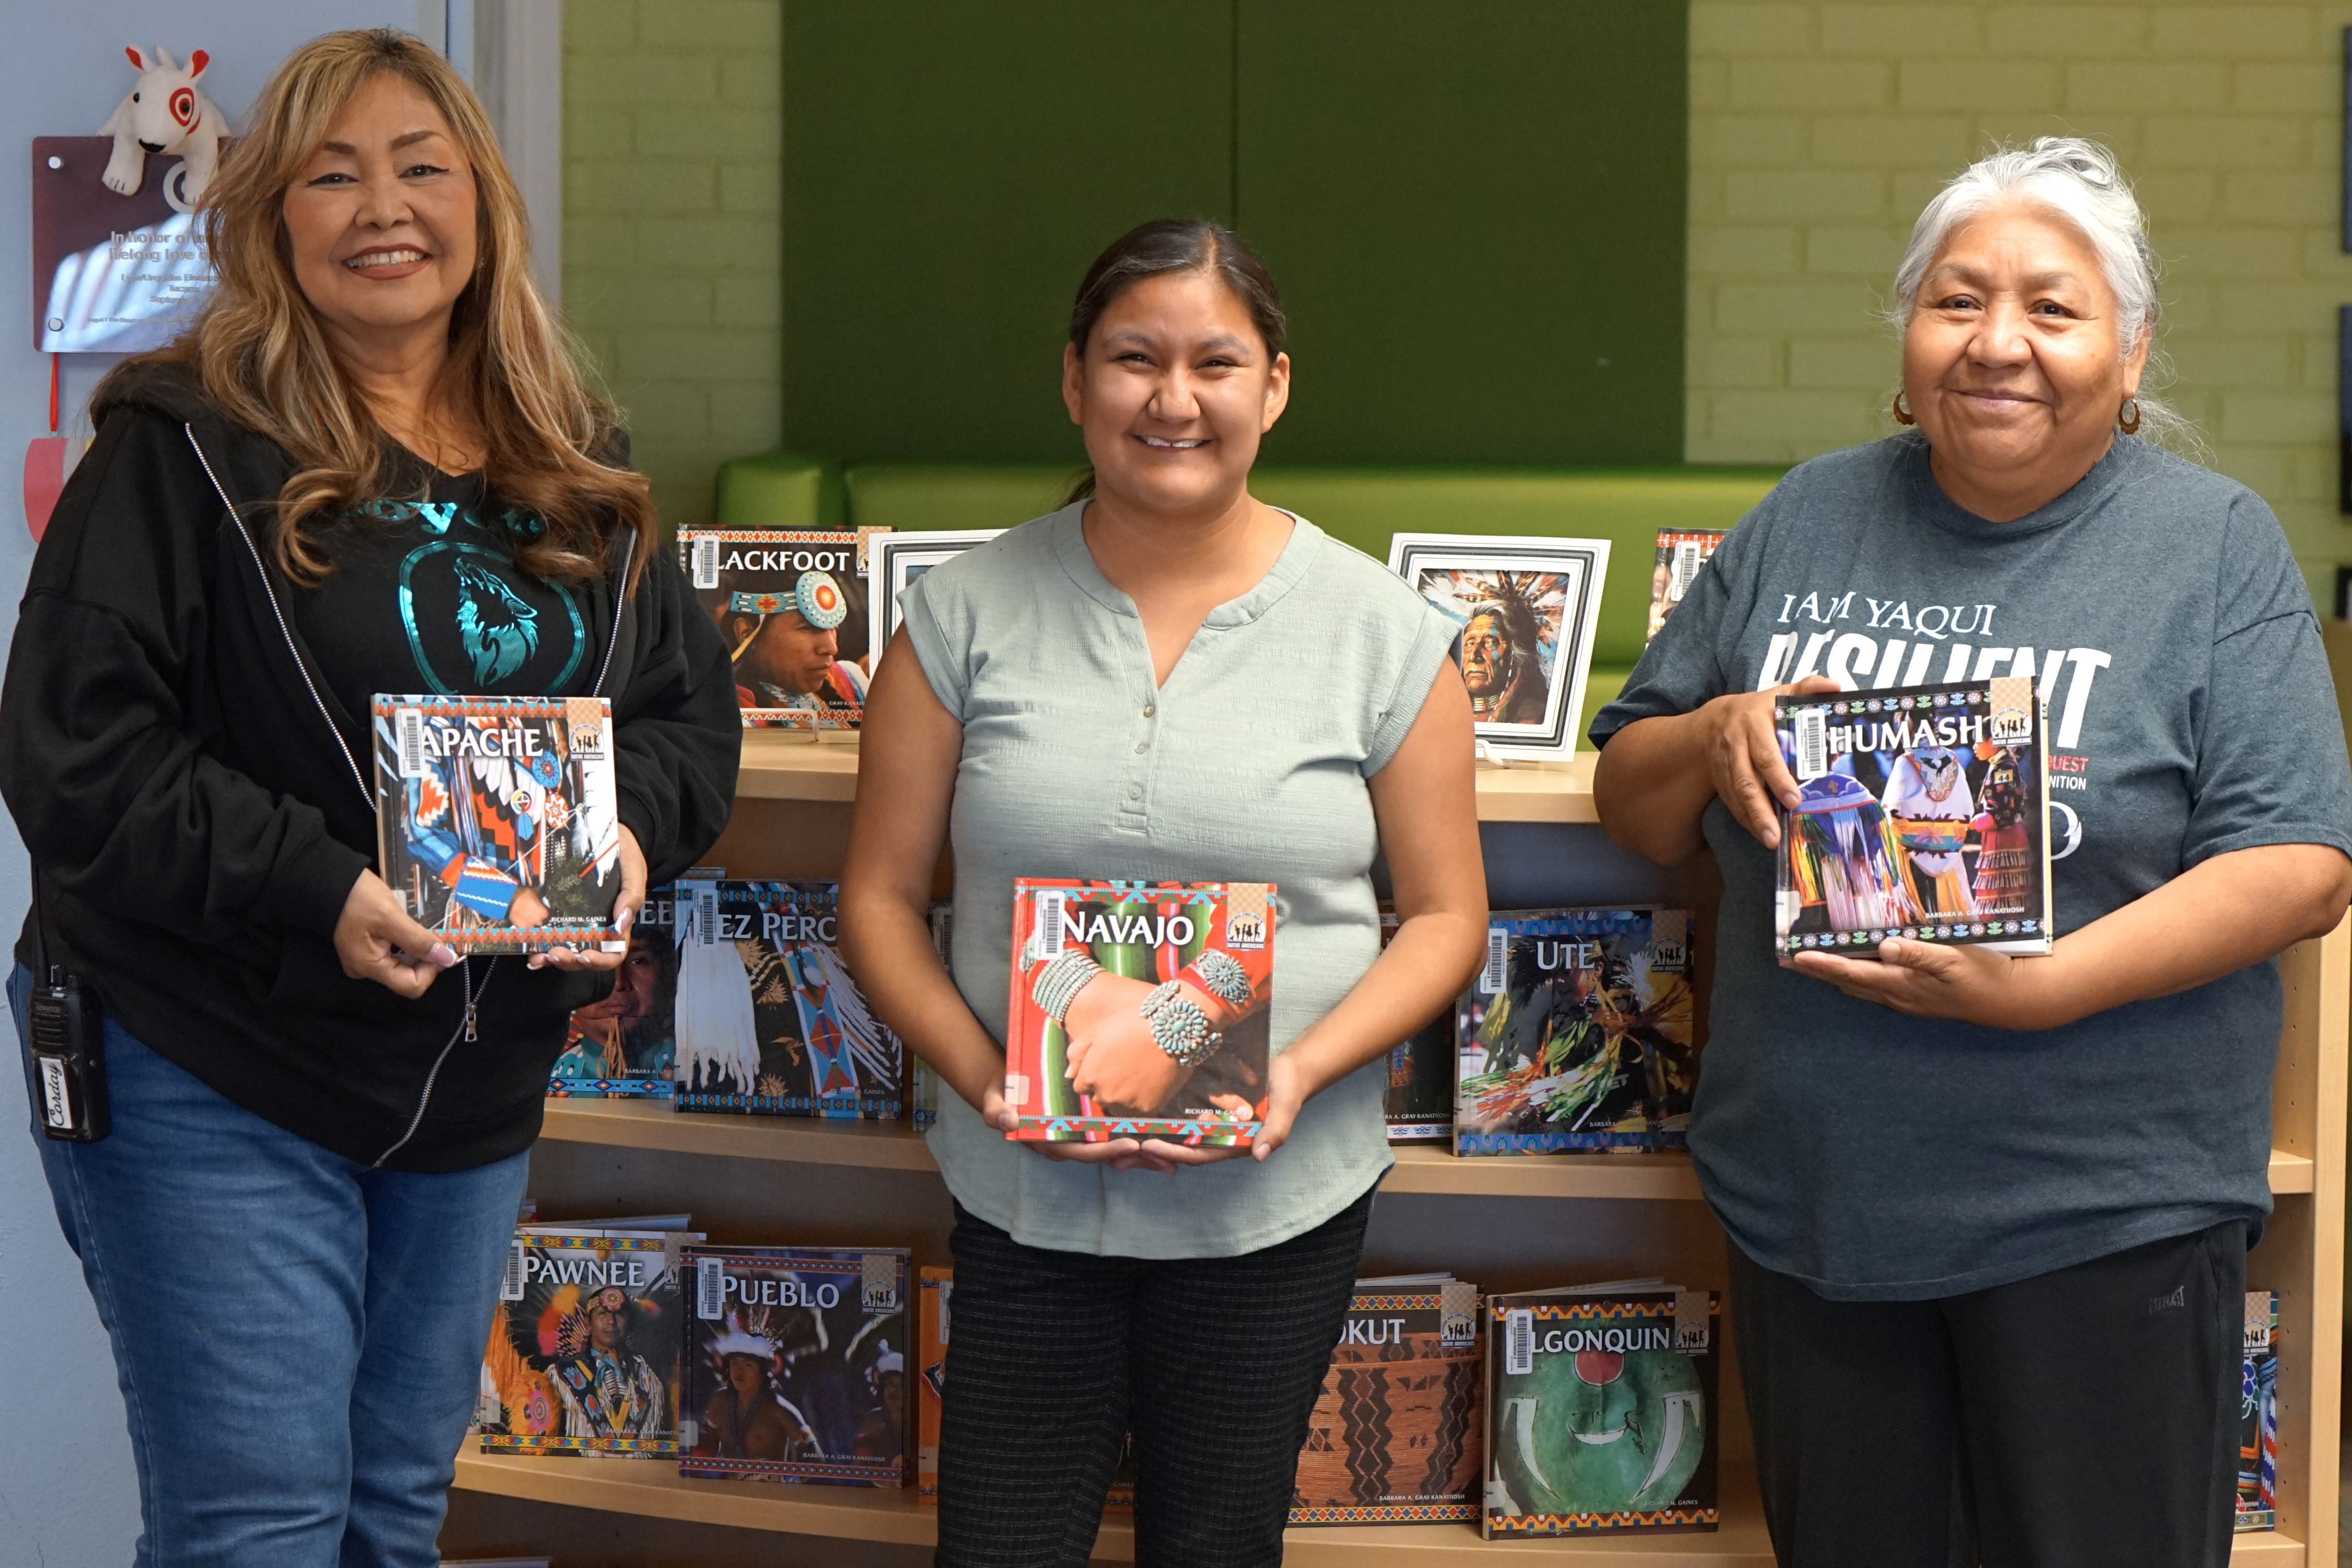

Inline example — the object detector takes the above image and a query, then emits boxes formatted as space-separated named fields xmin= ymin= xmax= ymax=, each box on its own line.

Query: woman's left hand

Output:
xmin=1126 ymin=1052 xmax=1302 ymax=1167
xmin=1063 ymin=972 xmax=1193 ymax=1111
xmin=1790 ymin=938 xmax=2056 ymax=1030
xmin=528 ymin=825 xmax=648 ymax=973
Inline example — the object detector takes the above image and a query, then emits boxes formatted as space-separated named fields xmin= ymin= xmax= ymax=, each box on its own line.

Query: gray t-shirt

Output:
xmin=1593 ymin=434 xmax=2352 ymax=1301
xmin=900 ymin=505 xmax=1459 ymax=1258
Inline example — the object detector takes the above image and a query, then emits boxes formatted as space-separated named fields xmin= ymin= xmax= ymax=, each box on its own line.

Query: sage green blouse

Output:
xmin=900 ymin=504 xmax=1459 ymax=1258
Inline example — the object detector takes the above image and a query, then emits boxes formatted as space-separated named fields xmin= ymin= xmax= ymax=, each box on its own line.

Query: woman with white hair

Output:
xmin=1592 ymin=136 xmax=2352 ymax=1564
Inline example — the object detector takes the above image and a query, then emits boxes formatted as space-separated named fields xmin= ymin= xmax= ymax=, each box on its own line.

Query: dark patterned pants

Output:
xmin=935 ymin=1185 xmax=1376 ymax=1568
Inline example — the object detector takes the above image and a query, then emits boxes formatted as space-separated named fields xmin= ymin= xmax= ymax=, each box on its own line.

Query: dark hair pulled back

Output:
xmin=1063 ymin=218 xmax=1286 ymax=505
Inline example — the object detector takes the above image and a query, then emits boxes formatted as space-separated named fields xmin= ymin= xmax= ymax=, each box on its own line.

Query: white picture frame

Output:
xmin=1386 ymin=532 xmax=1612 ymax=762
xmin=866 ymin=529 xmax=1005 ymax=673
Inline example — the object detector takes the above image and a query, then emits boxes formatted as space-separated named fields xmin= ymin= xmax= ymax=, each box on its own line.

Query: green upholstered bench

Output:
xmin=712 ymin=453 xmax=1784 ymax=743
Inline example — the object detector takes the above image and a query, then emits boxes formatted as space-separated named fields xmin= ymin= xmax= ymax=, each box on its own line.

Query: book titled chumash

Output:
xmin=1482 ymin=1281 xmax=1719 ymax=1538
xmin=1004 ymin=879 xmax=1274 ymax=1145
xmin=1453 ymin=909 xmax=1696 ymax=1154
xmin=1773 ymin=676 xmax=2052 ymax=959
xmin=1291 ymin=1277 xmax=1483 ymax=1525
xmin=372 ymin=694 xmax=624 ymax=954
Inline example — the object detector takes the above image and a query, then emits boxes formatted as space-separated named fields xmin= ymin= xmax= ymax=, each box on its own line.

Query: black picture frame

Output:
xmin=2342 ymin=306 xmax=2352 ymax=513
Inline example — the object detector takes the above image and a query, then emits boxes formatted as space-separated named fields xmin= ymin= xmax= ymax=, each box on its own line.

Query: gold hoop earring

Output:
xmin=2118 ymin=397 xmax=2141 ymax=435
xmin=1891 ymin=391 xmax=1915 ymax=426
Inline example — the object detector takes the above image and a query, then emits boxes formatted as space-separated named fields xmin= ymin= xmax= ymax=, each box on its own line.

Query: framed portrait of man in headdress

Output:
xmin=1387 ymin=534 xmax=1611 ymax=762
xmin=866 ymin=529 xmax=1005 ymax=675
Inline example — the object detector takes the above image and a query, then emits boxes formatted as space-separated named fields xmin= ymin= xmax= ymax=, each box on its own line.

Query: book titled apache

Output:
xmin=1454 ymin=909 xmax=1696 ymax=1154
xmin=1774 ymin=675 xmax=2052 ymax=959
xmin=1291 ymin=1278 xmax=1483 ymax=1525
xmin=671 ymin=880 xmax=902 ymax=1120
xmin=1647 ymin=529 xmax=1726 ymax=644
xmin=677 ymin=528 xmax=869 ymax=731
xmin=679 ymin=1245 xmax=912 ymax=1487
xmin=1004 ymin=879 xmax=1275 ymax=1145
xmin=1482 ymin=1281 xmax=1719 ymax=1538
xmin=372 ymin=695 xmax=625 ymax=954
xmin=478 ymin=1227 xmax=698 ymax=1459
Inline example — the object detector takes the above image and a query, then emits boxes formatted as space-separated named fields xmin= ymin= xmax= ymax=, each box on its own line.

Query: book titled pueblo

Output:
xmin=1004 ymin=879 xmax=1275 ymax=1145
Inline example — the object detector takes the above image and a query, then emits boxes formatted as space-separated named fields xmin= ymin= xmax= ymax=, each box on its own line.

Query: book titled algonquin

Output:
xmin=372 ymin=694 xmax=625 ymax=954
xmin=1004 ymin=879 xmax=1275 ymax=1146
xmin=1774 ymin=676 xmax=2052 ymax=959
xmin=1482 ymin=1281 xmax=1719 ymax=1538
xmin=1291 ymin=1277 xmax=1483 ymax=1525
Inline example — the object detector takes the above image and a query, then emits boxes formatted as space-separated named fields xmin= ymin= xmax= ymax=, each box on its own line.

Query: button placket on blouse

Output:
xmin=1117 ymin=623 xmax=1158 ymax=824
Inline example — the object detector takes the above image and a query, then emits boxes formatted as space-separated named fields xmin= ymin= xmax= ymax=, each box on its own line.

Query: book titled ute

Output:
xmin=373 ymin=695 xmax=626 ymax=954
xmin=1774 ymin=674 xmax=2052 ymax=960
xmin=1004 ymin=878 xmax=1275 ymax=1145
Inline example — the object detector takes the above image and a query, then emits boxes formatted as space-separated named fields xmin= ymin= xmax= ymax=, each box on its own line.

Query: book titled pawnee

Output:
xmin=371 ymin=694 xmax=625 ymax=954
xmin=1773 ymin=675 xmax=2052 ymax=960
xmin=1003 ymin=879 xmax=1274 ymax=1146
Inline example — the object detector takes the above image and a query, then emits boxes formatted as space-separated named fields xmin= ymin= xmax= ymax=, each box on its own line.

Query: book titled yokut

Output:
xmin=1004 ymin=879 xmax=1274 ymax=1146
xmin=1291 ymin=1277 xmax=1483 ymax=1525
xmin=1774 ymin=676 xmax=2052 ymax=959
xmin=372 ymin=695 xmax=625 ymax=954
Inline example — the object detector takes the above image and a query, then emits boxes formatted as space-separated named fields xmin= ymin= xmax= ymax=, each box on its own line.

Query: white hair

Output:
xmin=1890 ymin=136 xmax=2199 ymax=456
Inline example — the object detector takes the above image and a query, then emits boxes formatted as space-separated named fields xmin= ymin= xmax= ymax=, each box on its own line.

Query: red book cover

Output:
xmin=1003 ymin=879 xmax=1274 ymax=1144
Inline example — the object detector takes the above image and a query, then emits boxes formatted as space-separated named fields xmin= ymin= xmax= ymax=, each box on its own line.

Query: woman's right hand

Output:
xmin=1699 ymin=675 xmax=1837 ymax=849
xmin=979 ymin=1077 xmax=1190 ymax=1173
xmin=334 ymin=869 xmax=458 ymax=998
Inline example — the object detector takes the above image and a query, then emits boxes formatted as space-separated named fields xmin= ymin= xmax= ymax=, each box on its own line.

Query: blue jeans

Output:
xmin=10 ymin=967 xmax=529 ymax=1568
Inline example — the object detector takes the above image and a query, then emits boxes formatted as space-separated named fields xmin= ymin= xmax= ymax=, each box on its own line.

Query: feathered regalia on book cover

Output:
xmin=679 ymin=1245 xmax=911 ymax=1487
xmin=372 ymin=695 xmax=624 ymax=954
xmin=548 ymin=887 xmax=680 ymax=1099
xmin=2239 ymin=1290 xmax=2280 ymax=1532
xmin=1773 ymin=676 xmax=2052 ymax=959
xmin=1291 ymin=1279 xmax=1484 ymax=1525
xmin=671 ymin=881 xmax=902 ymax=1118
xmin=1482 ymin=1285 xmax=1719 ymax=1538
xmin=478 ymin=1229 xmax=694 ymax=1458
xmin=1004 ymin=879 xmax=1275 ymax=1145
xmin=677 ymin=529 xmax=869 ymax=730
xmin=1453 ymin=909 xmax=1695 ymax=1154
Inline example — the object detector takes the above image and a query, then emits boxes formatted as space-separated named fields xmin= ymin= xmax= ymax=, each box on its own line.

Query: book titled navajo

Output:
xmin=548 ymin=886 xmax=680 ymax=1099
xmin=1290 ymin=1278 xmax=1483 ymax=1525
xmin=371 ymin=695 xmax=624 ymax=954
xmin=2238 ymin=1290 xmax=2280 ymax=1532
xmin=1379 ymin=908 xmax=1455 ymax=1143
xmin=1454 ymin=909 xmax=1696 ymax=1154
xmin=671 ymin=880 xmax=903 ymax=1119
xmin=1004 ymin=879 xmax=1275 ymax=1145
xmin=1646 ymin=529 xmax=1726 ymax=644
xmin=1482 ymin=1282 xmax=1719 ymax=1539
xmin=677 ymin=528 xmax=869 ymax=730
xmin=1774 ymin=677 xmax=2052 ymax=959
xmin=478 ymin=1227 xmax=698 ymax=1458
xmin=679 ymin=1245 xmax=912 ymax=1487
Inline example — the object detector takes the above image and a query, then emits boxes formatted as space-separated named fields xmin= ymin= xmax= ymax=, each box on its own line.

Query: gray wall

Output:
xmin=0 ymin=5 xmax=408 ymax=1559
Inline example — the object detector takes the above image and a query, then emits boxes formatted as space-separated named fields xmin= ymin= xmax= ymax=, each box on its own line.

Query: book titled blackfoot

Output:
xmin=679 ymin=1245 xmax=912 ymax=1487
xmin=1454 ymin=909 xmax=1696 ymax=1154
xmin=1005 ymin=879 xmax=1275 ymax=1145
xmin=677 ymin=528 xmax=869 ymax=730
xmin=1291 ymin=1278 xmax=1483 ymax=1525
xmin=372 ymin=695 xmax=624 ymax=954
xmin=1482 ymin=1281 xmax=1719 ymax=1538
xmin=1774 ymin=675 xmax=2052 ymax=959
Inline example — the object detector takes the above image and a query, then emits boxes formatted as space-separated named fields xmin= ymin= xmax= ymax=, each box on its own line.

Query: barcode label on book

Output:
xmin=938 ymin=1279 xmax=952 ymax=1343
xmin=692 ymin=886 xmax=718 ymax=946
xmin=1035 ymin=890 xmax=1067 ymax=959
xmin=1671 ymin=540 xmax=1702 ymax=600
xmin=692 ymin=535 xmax=720 ymax=590
xmin=500 ymin=1241 xmax=526 ymax=1302
xmin=1504 ymin=1308 xmax=1534 ymax=1375
xmin=1480 ymin=925 xmax=1509 ymax=994
xmin=1792 ymin=705 xmax=1828 ymax=781
xmin=697 ymin=1256 xmax=726 ymax=1319
xmin=395 ymin=706 xmax=426 ymax=778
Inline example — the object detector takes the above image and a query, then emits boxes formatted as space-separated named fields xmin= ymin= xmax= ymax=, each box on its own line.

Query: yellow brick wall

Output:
xmin=1689 ymin=1 xmax=2352 ymax=598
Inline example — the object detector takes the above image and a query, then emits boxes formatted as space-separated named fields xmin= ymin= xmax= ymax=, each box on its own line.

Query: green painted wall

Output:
xmin=780 ymin=1 xmax=1686 ymax=466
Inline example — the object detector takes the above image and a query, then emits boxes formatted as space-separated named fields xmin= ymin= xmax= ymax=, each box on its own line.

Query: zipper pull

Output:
xmin=464 ymin=999 xmax=478 ymax=1043
xmin=462 ymin=958 xmax=478 ymax=1043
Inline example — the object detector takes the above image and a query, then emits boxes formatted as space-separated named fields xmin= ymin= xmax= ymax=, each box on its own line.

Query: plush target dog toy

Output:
xmin=99 ymin=46 xmax=225 ymax=212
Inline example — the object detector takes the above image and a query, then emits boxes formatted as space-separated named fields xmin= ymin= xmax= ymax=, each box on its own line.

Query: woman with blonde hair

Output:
xmin=1595 ymin=136 xmax=2352 ymax=1565
xmin=1 ymin=29 xmax=738 ymax=1563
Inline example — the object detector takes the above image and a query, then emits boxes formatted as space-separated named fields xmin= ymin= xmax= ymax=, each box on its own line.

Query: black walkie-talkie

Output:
xmin=27 ymin=872 xmax=107 ymax=1142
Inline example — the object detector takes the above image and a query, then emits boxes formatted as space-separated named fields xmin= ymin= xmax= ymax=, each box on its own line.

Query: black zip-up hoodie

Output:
xmin=0 ymin=362 xmax=741 ymax=1171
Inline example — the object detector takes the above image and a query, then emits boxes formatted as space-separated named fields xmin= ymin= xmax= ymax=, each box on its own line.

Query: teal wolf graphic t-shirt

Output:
xmin=1592 ymin=433 xmax=2352 ymax=1301
xmin=291 ymin=462 xmax=595 ymax=729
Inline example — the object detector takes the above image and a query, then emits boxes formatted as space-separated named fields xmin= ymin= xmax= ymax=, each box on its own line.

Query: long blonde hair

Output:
xmin=106 ymin=28 xmax=654 ymax=588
